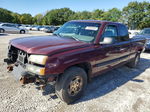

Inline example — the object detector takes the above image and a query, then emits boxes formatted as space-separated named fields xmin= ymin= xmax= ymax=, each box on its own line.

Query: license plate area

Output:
xmin=12 ymin=65 xmax=27 ymax=80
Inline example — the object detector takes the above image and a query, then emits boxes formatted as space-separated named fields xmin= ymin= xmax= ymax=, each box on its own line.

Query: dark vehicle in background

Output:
xmin=4 ymin=20 xmax=146 ymax=104
xmin=44 ymin=26 xmax=55 ymax=33
xmin=54 ymin=26 xmax=60 ymax=31
xmin=133 ymin=28 xmax=150 ymax=50
xmin=39 ymin=26 xmax=49 ymax=31
xmin=44 ymin=26 xmax=60 ymax=33
xmin=0 ymin=23 xmax=28 ymax=34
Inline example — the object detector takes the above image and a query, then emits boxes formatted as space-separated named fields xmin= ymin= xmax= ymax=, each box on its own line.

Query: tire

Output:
xmin=55 ymin=67 xmax=87 ymax=104
xmin=20 ymin=30 xmax=25 ymax=34
xmin=127 ymin=52 xmax=140 ymax=68
xmin=0 ymin=29 xmax=5 ymax=33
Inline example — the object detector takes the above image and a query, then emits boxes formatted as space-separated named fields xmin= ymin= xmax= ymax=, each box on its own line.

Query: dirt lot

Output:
xmin=0 ymin=31 xmax=150 ymax=112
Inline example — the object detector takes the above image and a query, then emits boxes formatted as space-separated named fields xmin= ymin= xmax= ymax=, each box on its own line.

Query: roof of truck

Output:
xmin=70 ymin=20 xmax=122 ymax=25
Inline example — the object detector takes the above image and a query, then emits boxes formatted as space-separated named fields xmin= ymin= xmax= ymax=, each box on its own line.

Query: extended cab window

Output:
xmin=118 ymin=24 xmax=129 ymax=41
xmin=100 ymin=25 xmax=118 ymax=43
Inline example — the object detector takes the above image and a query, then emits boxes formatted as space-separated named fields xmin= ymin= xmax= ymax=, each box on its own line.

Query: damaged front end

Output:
xmin=4 ymin=45 xmax=56 ymax=89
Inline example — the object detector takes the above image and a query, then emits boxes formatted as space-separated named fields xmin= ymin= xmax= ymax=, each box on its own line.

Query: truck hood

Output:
xmin=11 ymin=35 xmax=90 ymax=55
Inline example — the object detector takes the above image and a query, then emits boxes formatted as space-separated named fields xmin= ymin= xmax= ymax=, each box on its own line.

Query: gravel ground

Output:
xmin=0 ymin=31 xmax=150 ymax=112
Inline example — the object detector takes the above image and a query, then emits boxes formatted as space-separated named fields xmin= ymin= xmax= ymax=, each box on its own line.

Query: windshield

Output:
xmin=139 ymin=28 xmax=150 ymax=35
xmin=53 ymin=22 xmax=101 ymax=43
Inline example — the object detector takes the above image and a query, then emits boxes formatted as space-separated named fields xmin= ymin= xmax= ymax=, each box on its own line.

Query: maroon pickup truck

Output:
xmin=4 ymin=20 xmax=146 ymax=104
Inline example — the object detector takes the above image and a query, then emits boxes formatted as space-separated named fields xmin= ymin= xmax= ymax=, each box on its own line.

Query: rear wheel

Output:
xmin=20 ymin=30 xmax=25 ymax=34
xmin=127 ymin=52 xmax=140 ymax=68
xmin=55 ymin=67 xmax=87 ymax=104
xmin=0 ymin=29 xmax=5 ymax=33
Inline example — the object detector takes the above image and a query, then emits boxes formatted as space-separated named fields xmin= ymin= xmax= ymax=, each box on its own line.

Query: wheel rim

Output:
xmin=68 ymin=76 xmax=83 ymax=96
xmin=21 ymin=30 xmax=25 ymax=34
xmin=0 ymin=29 xmax=4 ymax=33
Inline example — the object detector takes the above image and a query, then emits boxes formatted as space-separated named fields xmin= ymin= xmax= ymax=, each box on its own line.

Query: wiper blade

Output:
xmin=54 ymin=33 xmax=80 ymax=41
xmin=63 ymin=35 xmax=80 ymax=41
xmin=70 ymin=36 xmax=80 ymax=41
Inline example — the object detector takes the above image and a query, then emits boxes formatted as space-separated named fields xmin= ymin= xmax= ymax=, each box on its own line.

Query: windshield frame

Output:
xmin=53 ymin=21 xmax=101 ymax=43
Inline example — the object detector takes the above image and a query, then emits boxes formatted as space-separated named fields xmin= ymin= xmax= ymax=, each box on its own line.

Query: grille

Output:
xmin=17 ymin=50 xmax=28 ymax=64
xmin=9 ymin=45 xmax=28 ymax=64
xmin=18 ymin=55 xmax=24 ymax=62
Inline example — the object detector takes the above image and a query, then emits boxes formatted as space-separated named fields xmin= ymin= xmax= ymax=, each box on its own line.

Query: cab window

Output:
xmin=118 ymin=24 xmax=129 ymax=41
xmin=100 ymin=25 xmax=118 ymax=42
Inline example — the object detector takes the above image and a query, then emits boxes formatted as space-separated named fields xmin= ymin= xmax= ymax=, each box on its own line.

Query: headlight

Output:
xmin=28 ymin=55 xmax=48 ymax=65
xmin=26 ymin=64 xmax=45 ymax=75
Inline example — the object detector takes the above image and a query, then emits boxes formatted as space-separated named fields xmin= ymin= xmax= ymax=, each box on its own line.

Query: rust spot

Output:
xmin=20 ymin=76 xmax=35 ymax=84
xmin=7 ymin=65 xmax=14 ymax=72
xmin=47 ymin=77 xmax=55 ymax=82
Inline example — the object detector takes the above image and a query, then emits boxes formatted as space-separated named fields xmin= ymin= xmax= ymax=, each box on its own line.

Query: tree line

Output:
xmin=0 ymin=1 xmax=150 ymax=29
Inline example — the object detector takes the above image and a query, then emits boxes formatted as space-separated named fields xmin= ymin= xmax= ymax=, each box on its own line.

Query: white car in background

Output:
xmin=23 ymin=25 xmax=33 ymax=30
xmin=0 ymin=23 xmax=28 ymax=34
xmin=128 ymin=30 xmax=140 ymax=38
xmin=39 ymin=26 xmax=52 ymax=31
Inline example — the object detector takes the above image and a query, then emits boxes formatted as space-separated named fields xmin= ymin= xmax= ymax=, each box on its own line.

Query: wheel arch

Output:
xmin=63 ymin=62 xmax=92 ymax=82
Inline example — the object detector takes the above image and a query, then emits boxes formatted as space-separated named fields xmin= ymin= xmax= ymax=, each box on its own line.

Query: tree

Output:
xmin=43 ymin=8 xmax=75 ymax=25
xmin=72 ymin=11 xmax=92 ymax=20
xmin=0 ymin=1 xmax=150 ymax=29
xmin=34 ymin=13 xmax=43 ymax=25
xmin=20 ymin=13 xmax=33 ymax=24
xmin=0 ymin=8 xmax=14 ymax=22
xmin=102 ymin=8 xmax=121 ymax=22
xmin=91 ymin=9 xmax=104 ymax=20
xmin=11 ymin=13 xmax=21 ymax=23
xmin=122 ymin=1 xmax=150 ymax=29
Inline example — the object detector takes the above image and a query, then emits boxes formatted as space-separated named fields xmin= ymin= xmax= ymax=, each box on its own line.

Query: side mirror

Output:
xmin=100 ymin=37 xmax=115 ymax=44
xmin=128 ymin=32 xmax=131 ymax=35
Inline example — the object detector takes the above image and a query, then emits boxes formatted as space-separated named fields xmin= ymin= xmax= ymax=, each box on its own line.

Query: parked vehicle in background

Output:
xmin=31 ymin=26 xmax=43 ymax=31
xmin=0 ymin=23 xmax=28 ymax=34
xmin=44 ymin=26 xmax=55 ymax=33
xmin=54 ymin=26 xmax=60 ymax=31
xmin=39 ymin=26 xmax=51 ymax=31
xmin=4 ymin=20 xmax=146 ymax=104
xmin=128 ymin=30 xmax=140 ymax=38
xmin=22 ymin=25 xmax=32 ymax=30
xmin=133 ymin=28 xmax=150 ymax=50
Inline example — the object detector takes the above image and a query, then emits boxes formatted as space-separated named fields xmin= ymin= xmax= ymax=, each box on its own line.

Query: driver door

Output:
xmin=93 ymin=24 xmax=125 ymax=76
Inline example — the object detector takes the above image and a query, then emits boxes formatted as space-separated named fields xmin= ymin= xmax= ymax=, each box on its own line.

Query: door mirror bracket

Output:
xmin=100 ymin=37 xmax=115 ymax=44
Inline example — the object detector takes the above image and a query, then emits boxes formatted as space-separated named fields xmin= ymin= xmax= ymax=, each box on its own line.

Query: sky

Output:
xmin=0 ymin=0 xmax=149 ymax=16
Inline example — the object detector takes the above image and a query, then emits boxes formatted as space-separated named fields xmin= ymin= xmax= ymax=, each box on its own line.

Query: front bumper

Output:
xmin=4 ymin=58 xmax=57 ymax=84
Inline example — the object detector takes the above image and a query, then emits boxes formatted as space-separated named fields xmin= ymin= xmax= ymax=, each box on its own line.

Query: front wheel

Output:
xmin=20 ymin=30 xmax=25 ymax=34
xmin=0 ymin=29 xmax=5 ymax=33
xmin=127 ymin=52 xmax=140 ymax=68
xmin=55 ymin=67 xmax=87 ymax=104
